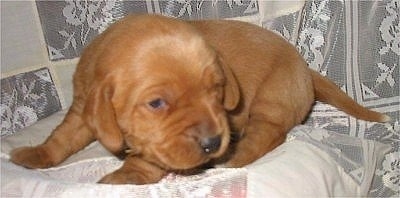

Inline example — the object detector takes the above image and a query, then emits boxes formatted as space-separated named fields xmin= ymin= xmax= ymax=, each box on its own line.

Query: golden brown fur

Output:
xmin=10 ymin=15 xmax=389 ymax=184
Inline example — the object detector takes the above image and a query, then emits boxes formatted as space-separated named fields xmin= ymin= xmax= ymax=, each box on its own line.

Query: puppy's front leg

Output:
xmin=99 ymin=156 xmax=167 ymax=184
xmin=10 ymin=109 xmax=95 ymax=168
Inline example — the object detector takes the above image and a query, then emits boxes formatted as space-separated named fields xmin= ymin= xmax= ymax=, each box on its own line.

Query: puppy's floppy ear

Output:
xmin=218 ymin=55 xmax=240 ymax=111
xmin=83 ymin=79 xmax=124 ymax=154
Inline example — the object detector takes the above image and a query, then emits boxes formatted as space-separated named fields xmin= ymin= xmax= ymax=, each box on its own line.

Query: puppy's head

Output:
xmin=83 ymin=15 xmax=240 ymax=170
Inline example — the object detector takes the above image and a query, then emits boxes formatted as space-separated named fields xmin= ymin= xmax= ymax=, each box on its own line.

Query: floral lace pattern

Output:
xmin=1 ymin=68 xmax=62 ymax=136
xmin=36 ymin=0 xmax=259 ymax=61
xmin=36 ymin=1 xmax=124 ymax=60
xmin=1 ymin=0 xmax=398 ymax=197
xmin=375 ymin=151 xmax=400 ymax=194
xmin=0 ymin=155 xmax=247 ymax=197
xmin=285 ymin=1 xmax=399 ymax=196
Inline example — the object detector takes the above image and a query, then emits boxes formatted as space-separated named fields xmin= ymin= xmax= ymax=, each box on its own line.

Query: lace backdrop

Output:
xmin=0 ymin=0 xmax=398 ymax=196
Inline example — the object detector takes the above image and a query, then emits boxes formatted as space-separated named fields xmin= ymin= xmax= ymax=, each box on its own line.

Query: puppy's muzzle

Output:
xmin=200 ymin=135 xmax=221 ymax=154
xmin=190 ymin=120 xmax=224 ymax=155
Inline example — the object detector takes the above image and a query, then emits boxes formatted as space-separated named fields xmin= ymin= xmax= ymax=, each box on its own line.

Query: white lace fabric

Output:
xmin=0 ymin=114 xmax=392 ymax=197
xmin=1 ymin=0 xmax=398 ymax=197
xmin=1 ymin=156 xmax=247 ymax=197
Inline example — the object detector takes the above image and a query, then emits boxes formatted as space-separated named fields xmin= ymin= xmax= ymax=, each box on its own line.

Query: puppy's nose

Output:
xmin=200 ymin=135 xmax=221 ymax=154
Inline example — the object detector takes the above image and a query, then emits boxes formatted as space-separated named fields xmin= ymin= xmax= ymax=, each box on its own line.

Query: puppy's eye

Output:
xmin=148 ymin=98 xmax=166 ymax=109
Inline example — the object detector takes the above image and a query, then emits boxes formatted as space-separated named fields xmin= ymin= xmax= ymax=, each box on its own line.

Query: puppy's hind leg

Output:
xmin=10 ymin=108 xmax=95 ymax=169
xmin=224 ymin=75 xmax=308 ymax=167
xmin=224 ymin=101 xmax=290 ymax=167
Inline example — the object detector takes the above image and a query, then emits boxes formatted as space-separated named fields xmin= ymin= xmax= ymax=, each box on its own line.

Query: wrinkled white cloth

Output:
xmin=1 ymin=112 xmax=391 ymax=197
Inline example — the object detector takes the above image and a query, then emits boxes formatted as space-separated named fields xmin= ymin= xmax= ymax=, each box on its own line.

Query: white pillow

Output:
xmin=247 ymin=140 xmax=359 ymax=197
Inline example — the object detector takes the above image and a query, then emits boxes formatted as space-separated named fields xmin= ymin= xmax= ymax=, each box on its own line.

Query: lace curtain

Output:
xmin=35 ymin=0 xmax=259 ymax=60
xmin=1 ymin=0 xmax=398 ymax=196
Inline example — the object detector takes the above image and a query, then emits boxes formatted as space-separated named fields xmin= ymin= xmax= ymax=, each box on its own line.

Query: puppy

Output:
xmin=10 ymin=15 xmax=389 ymax=184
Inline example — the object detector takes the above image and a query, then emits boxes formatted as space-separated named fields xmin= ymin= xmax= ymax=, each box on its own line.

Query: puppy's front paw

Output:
xmin=98 ymin=156 xmax=167 ymax=184
xmin=10 ymin=146 xmax=54 ymax=169
xmin=98 ymin=170 xmax=161 ymax=185
xmin=98 ymin=172 xmax=131 ymax=184
xmin=98 ymin=171 xmax=155 ymax=185
xmin=98 ymin=163 xmax=166 ymax=184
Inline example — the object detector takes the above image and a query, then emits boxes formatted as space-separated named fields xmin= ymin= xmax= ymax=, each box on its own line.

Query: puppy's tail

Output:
xmin=310 ymin=69 xmax=391 ymax=123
